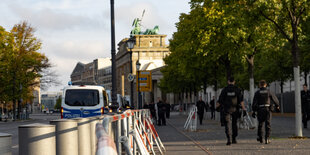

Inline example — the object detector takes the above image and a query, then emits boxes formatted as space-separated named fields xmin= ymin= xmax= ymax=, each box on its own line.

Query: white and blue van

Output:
xmin=61 ymin=85 xmax=109 ymax=119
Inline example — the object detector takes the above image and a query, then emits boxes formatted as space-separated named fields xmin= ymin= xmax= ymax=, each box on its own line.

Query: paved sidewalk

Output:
xmin=155 ymin=112 xmax=310 ymax=155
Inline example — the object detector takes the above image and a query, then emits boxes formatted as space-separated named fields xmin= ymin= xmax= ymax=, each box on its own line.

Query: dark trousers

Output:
xmin=211 ymin=110 xmax=215 ymax=120
xmin=224 ymin=112 xmax=239 ymax=139
xmin=158 ymin=112 xmax=166 ymax=125
xmin=302 ymin=111 xmax=310 ymax=128
xmin=220 ymin=110 xmax=225 ymax=126
xmin=257 ymin=108 xmax=271 ymax=138
xmin=198 ymin=112 xmax=204 ymax=125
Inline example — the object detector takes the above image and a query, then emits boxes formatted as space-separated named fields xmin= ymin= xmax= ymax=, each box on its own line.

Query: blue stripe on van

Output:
xmin=62 ymin=107 xmax=102 ymax=119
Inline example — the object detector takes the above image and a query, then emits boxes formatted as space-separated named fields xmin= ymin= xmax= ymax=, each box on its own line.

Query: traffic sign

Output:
xmin=136 ymin=70 xmax=152 ymax=92
xmin=127 ymin=73 xmax=134 ymax=82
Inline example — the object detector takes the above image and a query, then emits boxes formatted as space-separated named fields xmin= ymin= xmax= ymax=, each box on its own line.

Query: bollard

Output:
xmin=19 ymin=123 xmax=55 ymax=155
xmin=74 ymin=117 xmax=91 ymax=155
xmin=50 ymin=119 xmax=78 ymax=155
xmin=0 ymin=133 xmax=12 ymax=155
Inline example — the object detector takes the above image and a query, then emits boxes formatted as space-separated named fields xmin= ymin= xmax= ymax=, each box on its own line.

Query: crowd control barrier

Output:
xmin=18 ymin=109 xmax=165 ymax=155
xmin=184 ymin=106 xmax=197 ymax=131
xmin=96 ymin=109 xmax=166 ymax=155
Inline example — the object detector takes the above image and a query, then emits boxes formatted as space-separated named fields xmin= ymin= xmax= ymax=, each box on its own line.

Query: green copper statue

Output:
xmin=130 ymin=18 xmax=142 ymax=36
xmin=130 ymin=10 xmax=159 ymax=36
xmin=143 ymin=25 xmax=159 ymax=35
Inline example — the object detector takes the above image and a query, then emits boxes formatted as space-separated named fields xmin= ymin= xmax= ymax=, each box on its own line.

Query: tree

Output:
xmin=54 ymin=96 xmax=61 ymax=110
xmin=256 ymin=0 xmax=310 ymax=137
xmin=0 ymin=21 xmax=53 ymax=120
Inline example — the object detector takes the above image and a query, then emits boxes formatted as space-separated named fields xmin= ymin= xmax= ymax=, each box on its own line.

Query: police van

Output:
xmin=61 ymin=85 xmax=109 ymax=119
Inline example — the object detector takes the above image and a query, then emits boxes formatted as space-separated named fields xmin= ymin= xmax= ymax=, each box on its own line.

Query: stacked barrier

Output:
xmin=96 ymin=109 xmax=166 ymax=155
xmin=184 ymin=106 xmax=198 ymax=131
xmin=18 ymin=109 xmax=165 ymax=155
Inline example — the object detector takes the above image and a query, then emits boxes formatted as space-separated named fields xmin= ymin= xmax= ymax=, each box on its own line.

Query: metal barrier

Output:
xmin=96 ymin=109 xmax=165 ymax=155
xmin=184 ymin=106 xmax=197 ymax=131
xmin=17 ymin=109 xmax=165 ymax=155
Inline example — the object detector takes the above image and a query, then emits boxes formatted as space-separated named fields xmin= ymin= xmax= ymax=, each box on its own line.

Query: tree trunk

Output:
xmin=280 ymin=81 xmax=284 ymax=94
xmin=12 ymin=74 xmax=16 ymax=121
xmin=224 ymin=55 xmax=232 ymax=80
xmin=304 ymin=73 xmax=308 ymax=85
xmin=247 ymin=55 xmax=255 ymax=109
xmin=291 ymin=24 xmax=302 ymax=136
xmin=203 ymin=81 xmax=207 ymax=103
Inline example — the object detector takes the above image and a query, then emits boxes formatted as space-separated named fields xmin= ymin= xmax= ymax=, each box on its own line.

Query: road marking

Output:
xmin=12 ymin=145 xmax=19 ymax=149
xmin=167 ymin=120 xmax=213 ymax=155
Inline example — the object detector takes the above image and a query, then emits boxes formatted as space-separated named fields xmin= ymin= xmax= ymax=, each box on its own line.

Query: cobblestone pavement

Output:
xmin=155 ymin=112 xmax=310 ymax=155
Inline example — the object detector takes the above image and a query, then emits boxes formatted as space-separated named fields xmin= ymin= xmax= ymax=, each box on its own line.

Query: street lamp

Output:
xmin=126 ymin=37 xmax=135 ymax=109
xmin=136 ymin=61 xmax=141 ymax=109
xmin=110 ymin=0 xmax=117 ymax=112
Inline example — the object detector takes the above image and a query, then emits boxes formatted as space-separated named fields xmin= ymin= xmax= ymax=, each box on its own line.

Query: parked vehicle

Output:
xmin=61 ymin=85 xmax=109 ymax=119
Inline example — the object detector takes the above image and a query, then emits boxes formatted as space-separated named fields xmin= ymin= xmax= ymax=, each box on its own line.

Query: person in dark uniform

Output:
xmin=252 ymin=80 xmax=280 ymax=144
xmin=196 ymin=96 xmax=206 ymax=125
xmin=301 ymin=84 xmax=310 ymax=128
xmin=218 ymin=77 xmax=246 ymax=145
xmin=210 ymin=96 xmax=215 ymax=120
xmin=157 ymin=97 xmax=166 ymax=126
xmin=165 ymin=99 xmax=171 ymax=119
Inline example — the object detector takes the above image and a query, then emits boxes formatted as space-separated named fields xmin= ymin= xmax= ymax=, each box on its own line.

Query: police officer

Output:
xmin=252 ymin=80 xmax=279 ymax=144
xmin=301 ymin=84 xmax=310 ymax=128
xmin=196 ymin=96 xmax=206 ymax=125
xmin=218 ymin=77 xmax=246 ymax=145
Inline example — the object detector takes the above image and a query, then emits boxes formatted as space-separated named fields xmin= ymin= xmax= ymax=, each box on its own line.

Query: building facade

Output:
xmin=116 ymin=35 xmax=170 ymax=108
xmin=70 ymin=58 xmax=112 ymax=90
xmin=41 ymin=92 xmax=62 ymax=112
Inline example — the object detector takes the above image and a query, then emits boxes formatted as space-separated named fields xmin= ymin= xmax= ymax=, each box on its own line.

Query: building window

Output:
xmin=149 ymin=41 xmax=153 ymax=47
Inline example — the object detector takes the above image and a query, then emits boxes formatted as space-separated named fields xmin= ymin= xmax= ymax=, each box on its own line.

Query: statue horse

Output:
xmin=143 ymin=25 xmax=159 ymax=35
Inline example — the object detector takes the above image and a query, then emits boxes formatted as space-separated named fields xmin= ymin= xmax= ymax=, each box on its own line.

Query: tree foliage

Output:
xmin=161 ymin=0 xmax=310 ymax=98
xmin=0 ymin=21 xmax=57 ymax=119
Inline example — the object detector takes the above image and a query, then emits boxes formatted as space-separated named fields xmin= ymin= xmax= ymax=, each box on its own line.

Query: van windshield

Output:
xmin=65 ymin=89 xmax=99 ymax=106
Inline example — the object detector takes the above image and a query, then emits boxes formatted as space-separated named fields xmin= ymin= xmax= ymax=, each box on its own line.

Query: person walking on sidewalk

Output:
xmin=210 ymin=96 xmax=216 ymax=120
xmin=301 ymin=84 xmax=310 ymax=128
xmin=196 ymin=96 xmax=206 ymax=125
xmin=165 ymin=99 xmax=171 ymax=119
xmin=157 ymin=97 xmax=166 ymax=126
xmin=252 ymin=80 xmax=280 ymax=144
xmin=218 ymin=77 xmax=246 ymax=145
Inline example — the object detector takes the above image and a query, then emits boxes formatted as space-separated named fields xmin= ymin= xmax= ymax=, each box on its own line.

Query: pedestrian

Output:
xmin=156 ymin=97 xmax=166 ymax=126
xmin=148 ymin=102 xmax=156 ymax=122
xmin=218 ymin=77 xmax=246 ymax=145
xmin=196 ymin=96 xmax=206 ymax=125
xmin=210 ymin=96 xmax=216 ymax=120
xmin=165 ymin=99 xmax=171 ymax=119
xmin=252 ymin=80 xmax=280 ymax=144
xmin=301 ymin=84 xmax=310 ymax=128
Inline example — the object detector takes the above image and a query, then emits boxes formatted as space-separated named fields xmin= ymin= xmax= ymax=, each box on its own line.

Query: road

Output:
xmin=2 ymin=111 xmax=310 ymax=155
xmin=0 ymin=113 xmax=60 ymax=155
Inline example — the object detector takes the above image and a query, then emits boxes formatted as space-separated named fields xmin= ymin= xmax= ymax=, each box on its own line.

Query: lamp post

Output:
xmin=126 ymin=37 xmax=135 ymax=109
xmin=110 ymin=0 xmax=117 ymax=112
xmin=136 ymin=61 xmax=141 ymax=109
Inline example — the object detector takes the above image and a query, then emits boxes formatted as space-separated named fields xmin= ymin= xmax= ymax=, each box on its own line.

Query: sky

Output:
xmin=0 ymin=0 xmax=191 ymax=93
